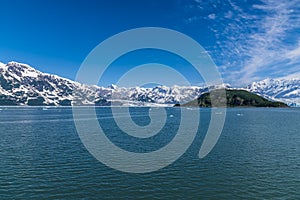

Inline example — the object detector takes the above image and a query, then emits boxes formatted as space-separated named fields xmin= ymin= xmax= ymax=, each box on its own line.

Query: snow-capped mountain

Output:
xmin=0 ymin=61 xmax=299 ymax=106
xmin=247 ymin=78 xmax=300 ymax=107
xmin=0 ymin=62 xmax=104 ymax=106
xmin=0 ymin=61 xmax=216 ymax=106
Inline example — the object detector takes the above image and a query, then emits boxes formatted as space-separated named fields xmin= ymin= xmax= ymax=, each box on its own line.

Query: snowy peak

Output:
xmin=0 ymin=61 xmax=299 ymax=106
xmin=247 ymin=78 xmax=300 ymax=106
xmin=100 ymin=83 xmax=231 ymax=105
xmin=108 ymin=84 xmax=118 ymax=89
xmin=0 ymin=61 xmax=102 ymax=106
xmin=5 ymin=61 xmax=41 ymax=79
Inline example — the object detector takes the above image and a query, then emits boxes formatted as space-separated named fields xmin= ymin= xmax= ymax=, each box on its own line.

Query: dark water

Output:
xmin=0 ymin=107 xmax=299 ymax=199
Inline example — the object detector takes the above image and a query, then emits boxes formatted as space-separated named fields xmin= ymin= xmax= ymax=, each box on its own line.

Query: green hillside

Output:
xmin=176 ymin=89 xmax=288 ymax=107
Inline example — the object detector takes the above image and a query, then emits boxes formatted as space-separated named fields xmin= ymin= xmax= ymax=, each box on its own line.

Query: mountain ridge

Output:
xmin=246 ymin=78 xmax=300 ymax=107
xmin=0 ymin=61 xmax=298 ymax=106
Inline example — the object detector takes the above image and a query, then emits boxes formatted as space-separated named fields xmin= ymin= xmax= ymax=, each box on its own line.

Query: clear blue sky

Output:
xmin=1 ymin=0 xmax=300 ymax=86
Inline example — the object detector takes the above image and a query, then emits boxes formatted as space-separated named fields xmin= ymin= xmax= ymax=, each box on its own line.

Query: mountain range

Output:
xmin=246 ymin=78 xmax=300 ymax=107
xmin=0 ymin=61 xmax=299 ymax=106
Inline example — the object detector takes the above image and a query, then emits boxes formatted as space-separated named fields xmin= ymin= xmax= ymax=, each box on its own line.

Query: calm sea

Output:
xmin=0 ymin=107 xmax=299 ymax=199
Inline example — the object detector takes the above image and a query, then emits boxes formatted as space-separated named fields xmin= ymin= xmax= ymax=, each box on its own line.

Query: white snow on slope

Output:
xmin=247 ymin=78 xmax=300 ymax=106
xmin=0 ymin=61 xmax=299 ymax=106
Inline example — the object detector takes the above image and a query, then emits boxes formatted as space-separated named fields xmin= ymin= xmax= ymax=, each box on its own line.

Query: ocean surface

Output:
xmin=0 ymin=107 xmax=299 ymax=199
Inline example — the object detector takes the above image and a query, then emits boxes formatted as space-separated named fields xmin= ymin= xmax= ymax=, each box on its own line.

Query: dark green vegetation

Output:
xmin=176 ymin=89 xmax=288 ymax=107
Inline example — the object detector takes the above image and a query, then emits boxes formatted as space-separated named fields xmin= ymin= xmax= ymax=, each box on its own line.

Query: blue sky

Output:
xmin=1 ymin=0 xmax=300 ymax=86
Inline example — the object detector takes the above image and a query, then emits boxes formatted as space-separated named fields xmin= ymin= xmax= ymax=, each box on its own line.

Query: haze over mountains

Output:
xmin=0 ymin=61 xmax=299 ymax=106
